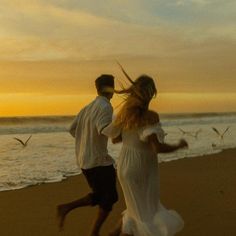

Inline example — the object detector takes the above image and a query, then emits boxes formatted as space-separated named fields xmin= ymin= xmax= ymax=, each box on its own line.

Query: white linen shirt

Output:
xmin=69 ymin=96 xmax=114 ymax=169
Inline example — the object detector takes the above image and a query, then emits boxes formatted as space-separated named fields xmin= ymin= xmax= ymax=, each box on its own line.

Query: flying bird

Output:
xmin=13 ymin=135 xmax=32 ymax=147
xmin=212 ymin=127 xmax=230 ymax=140
xmin=178 ymin=128 xmax=190 ymax=135
xmin=189 ymin=129 xmax=202 ymax=139
xmin=178 ymin=128 xmax=202 ymax=139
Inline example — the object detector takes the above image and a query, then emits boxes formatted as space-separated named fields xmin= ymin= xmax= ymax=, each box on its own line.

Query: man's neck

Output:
xmin=97 ymin=94 xmax=111 ymax=101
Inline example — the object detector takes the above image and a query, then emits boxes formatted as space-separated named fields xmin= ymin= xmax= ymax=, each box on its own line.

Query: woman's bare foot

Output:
xmin=57 ymin=204 xmax=69 ymax=231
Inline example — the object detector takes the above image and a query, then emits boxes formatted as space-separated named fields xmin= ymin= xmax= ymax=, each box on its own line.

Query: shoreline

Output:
xmin=0 ymin=146 xmax=233 ymax=193
xmin=0 ymin=148 xmax=235 ymax=235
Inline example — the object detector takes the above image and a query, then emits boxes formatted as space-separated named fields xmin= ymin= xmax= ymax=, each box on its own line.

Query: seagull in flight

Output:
xmin=178 ymin=128 xmax=201 ymax=139
xmin=178 ymin=128 xmax=190 ymax=135
xmin=189 ymin=129 xmax=202 ymax=139
xmin=212 ymin=127 xmax=230 ymax=140
xmin=13 ymin=135 xmax=32 ymax=147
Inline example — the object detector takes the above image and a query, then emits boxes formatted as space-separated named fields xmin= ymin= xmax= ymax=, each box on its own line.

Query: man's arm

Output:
xmin=96 ymin=105 xmax=113 ymax=135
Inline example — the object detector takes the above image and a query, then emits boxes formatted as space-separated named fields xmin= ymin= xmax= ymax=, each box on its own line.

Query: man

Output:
xmin=57 ymin=74 xmax=118 ymax=236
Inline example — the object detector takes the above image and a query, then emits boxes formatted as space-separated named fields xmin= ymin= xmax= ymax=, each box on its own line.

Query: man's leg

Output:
xmin=90 ymin=207 xmax=110 ymax=236
xmin=90 ymin=165 xmax=118 ymax=236
xmin=57 ymin=193 xmax=93 ymax=230
xmin=57 ymin=168 xmax=99 ymax=230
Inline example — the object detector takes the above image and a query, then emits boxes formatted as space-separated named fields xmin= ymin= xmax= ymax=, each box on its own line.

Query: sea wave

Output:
xmin=0 ymin=115 xmax=75 ymax=125
xmin=1 ymin=112 xmax=236 ymax=135
xmin=0 ymin=113 xmax=235 ymax=192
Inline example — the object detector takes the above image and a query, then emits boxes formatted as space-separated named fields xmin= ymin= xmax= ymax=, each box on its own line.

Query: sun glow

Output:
xmin=1 ymin=92 xmax=236 ymax=117
xmin=0 ymin=1 xmax=235 ymax=116
xmin=0 ymin=93 xmax=95 ymax=116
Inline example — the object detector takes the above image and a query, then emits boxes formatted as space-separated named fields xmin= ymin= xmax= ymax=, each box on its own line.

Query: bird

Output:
xmin=178 ymin=128 xmax=201 ymax=139
xmin=178 ymin=128 xmax=191 ymax=135
xmin=13 ymin=135 xmax=32 ymax=147
xmin=189 ymin=129 xmax=202 ymax=139
xmin=212 ymin=127 xmax=230 ymax=140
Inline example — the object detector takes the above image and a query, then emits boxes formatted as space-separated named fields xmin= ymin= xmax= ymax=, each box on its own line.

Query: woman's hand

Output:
xmin=178 ymin=139 xmax=188 ymax=149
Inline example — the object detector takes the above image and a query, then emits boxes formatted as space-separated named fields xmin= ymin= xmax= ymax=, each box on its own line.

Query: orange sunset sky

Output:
xmin=0 ymin=0 xmax=235 ymax=116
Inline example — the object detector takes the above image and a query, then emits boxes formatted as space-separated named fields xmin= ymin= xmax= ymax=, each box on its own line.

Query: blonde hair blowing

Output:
xmin=115 ymin=75 xmax=159 ymax=130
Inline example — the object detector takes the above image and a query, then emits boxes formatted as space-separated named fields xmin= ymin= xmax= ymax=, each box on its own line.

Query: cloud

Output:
xmin=176 ymin=0 xmax=211 ymax=6
xmin=0 ymin=0 xmax=235 ymax=61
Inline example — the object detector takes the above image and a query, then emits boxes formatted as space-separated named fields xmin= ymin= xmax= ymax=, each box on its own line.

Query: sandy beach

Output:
xmin=0 ymin=148 xmax=235 ymax=236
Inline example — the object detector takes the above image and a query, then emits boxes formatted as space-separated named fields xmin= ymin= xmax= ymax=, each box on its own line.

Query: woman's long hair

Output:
xmin=115 ymin=65 xmax=158 ymax=129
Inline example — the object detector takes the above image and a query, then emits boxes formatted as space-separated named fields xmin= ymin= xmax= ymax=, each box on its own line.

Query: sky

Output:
xmin=0 ymin=0 xmax=236 ymax=116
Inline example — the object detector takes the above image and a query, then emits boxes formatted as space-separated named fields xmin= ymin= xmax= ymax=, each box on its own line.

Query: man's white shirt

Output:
xmin=70 ymin=96 xmax=114 ymax=169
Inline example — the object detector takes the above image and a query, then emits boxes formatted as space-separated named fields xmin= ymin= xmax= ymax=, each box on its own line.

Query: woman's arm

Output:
xmin=102 ymin=122 xmax=122 ymax=143
xmin=148 ymin=134 xmax=188 ymax=154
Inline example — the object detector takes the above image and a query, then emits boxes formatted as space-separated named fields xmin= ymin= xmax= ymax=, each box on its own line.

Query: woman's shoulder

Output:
xmin=139 ymin=111 xmax=165 ymax=143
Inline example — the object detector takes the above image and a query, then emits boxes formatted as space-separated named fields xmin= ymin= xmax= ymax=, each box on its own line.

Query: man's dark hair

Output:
xmin=95 ymin=74 xmax=114 ymax=93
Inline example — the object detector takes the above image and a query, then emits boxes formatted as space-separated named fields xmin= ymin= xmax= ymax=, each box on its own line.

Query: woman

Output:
xmin=103 ymin=73 xmax=188 ymax=236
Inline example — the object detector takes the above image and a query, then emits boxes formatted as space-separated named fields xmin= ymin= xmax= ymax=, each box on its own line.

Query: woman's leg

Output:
xmin=108 ymin=218 xmax=122 ymax=236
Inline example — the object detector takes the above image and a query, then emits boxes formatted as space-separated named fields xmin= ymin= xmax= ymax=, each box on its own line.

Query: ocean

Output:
xmin=0 ymin=112 xmax=236 ymax=192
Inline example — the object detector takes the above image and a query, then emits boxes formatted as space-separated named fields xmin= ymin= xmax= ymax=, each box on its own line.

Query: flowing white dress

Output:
xmin=103 ymin=123 xmax=184 ymax=236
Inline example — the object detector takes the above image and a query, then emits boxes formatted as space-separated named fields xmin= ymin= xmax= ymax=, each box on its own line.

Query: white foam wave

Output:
xmin=0 ymin=113 xmax=235 ymax=192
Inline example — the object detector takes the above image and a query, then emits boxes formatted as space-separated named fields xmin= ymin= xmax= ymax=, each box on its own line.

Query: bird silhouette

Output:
xmin=212 ymin=127 xmax=230 ymax=140
xmin=189 ymin=129 xmax=202 ymax=139
xmin=13 ymin=135 xmax=32 ymax=147
xmin=178 ymin=128 xmax=201 ymax=139
xmin=178 ymin=128 xmax=190 ymax=135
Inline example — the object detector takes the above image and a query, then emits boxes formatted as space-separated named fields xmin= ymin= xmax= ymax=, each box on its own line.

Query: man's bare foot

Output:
xmin=57 ymin=204 xmax=69 ymax=231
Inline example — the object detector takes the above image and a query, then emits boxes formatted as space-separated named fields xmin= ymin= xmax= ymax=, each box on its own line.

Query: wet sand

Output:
xmin=0 ymin=148 xmax=235 ymax=236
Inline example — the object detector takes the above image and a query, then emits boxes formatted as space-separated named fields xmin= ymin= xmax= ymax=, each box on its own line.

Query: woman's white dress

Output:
xmin=103 ymin=123 xmax=184 ymax=236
